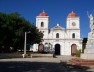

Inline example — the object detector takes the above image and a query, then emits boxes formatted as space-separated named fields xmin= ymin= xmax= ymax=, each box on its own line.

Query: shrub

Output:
xmin=76 ymin=49 xmax=81 ymax=57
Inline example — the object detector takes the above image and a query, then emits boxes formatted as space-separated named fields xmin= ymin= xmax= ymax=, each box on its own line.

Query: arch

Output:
xmin=56 ymin=33 xmax=59 ymax=38
xmin=72 ymin=33 xmax=75 ymax=38
xmin=41 ymin=22 xmax=44 ymax=27
xmin=71 ymin=44 xmax=77 ymax=56
xmin=38 ymin=44 xmax=44 ymax=53
xmin=55 ymin=44 xmax=60 ymax=55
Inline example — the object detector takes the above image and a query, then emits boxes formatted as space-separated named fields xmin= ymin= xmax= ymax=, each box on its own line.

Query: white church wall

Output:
xmin=64 ymin=32 xmax=69 ymax=39
xmin=48 ymin=32 xmax=53 ymax=39
xmin=66 ymin=30 xmax=80 ymax=39
xmin=60 ymin=42 xmax=66 ymax=55
xmin=52 ymin=30 xmax=65 ymax=39
xmin=36 ymin=17 xmax=49 ymax=29
xmin=43 ymin=30 xmax=49 ymax=39
xmin=67 ymin=17 xmax=80 ymax=29
xmin=64 ymin=41 xmax=71 ymax=55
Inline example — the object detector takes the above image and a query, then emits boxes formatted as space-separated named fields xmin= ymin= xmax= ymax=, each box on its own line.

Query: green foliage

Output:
xmin=76 ymin=49 xmax=81 ymax=57
xmin=82 ymin=38 xmax=87 ymax=53
xmin=71 ymin=53 xmax=76 ymax=56
xmin=0 ymin=12 xmax=43 ymax=53
xmin=71 ymin=50 xmax=81 ymax=57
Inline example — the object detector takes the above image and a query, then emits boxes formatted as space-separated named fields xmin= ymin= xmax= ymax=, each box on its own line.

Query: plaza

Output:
xmin=0 ymin=56 xmax=94 ymax=72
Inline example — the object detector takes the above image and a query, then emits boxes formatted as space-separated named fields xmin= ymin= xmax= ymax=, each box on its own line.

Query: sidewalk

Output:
xmin=0 ymin=55 xmax=74 ymax=63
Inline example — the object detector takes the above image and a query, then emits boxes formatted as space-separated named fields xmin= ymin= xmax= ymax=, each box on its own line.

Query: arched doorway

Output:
xmin=71 ymin=44 xmax=77 ymax=56
xmin=55 ymin=44 xmax=60 ymax=55
xmin=38 ymin=44 xmax=44 ymax=53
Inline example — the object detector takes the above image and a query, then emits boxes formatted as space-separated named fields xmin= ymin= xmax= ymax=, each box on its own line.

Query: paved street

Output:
xmin=0 ymin=56 xmax=94 ymax=72
xmin=0 ymin=61 xmax=64 ymax=72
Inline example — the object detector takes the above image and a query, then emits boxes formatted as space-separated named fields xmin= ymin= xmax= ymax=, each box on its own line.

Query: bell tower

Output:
xmin=66 ymin=11 xmax=80 ymax=39
xmin=36 ymin=11 xmax=49 ymax=39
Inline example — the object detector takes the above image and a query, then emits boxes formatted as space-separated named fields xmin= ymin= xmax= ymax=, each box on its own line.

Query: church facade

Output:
xmin=32 ymin=11 xmax=82 ymax=55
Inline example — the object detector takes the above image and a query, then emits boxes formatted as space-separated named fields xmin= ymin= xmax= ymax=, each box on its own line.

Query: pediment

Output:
xmin=52 ymin=25 xmax=65 ymax=31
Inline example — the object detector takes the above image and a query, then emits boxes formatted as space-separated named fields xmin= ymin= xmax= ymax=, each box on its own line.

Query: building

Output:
xmin=33 ymin=11 xmax=82 ymax=56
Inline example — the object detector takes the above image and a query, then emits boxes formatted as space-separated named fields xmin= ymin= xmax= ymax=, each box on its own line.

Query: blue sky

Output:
xmin=0 ymin=0 xmax=94 ymax=38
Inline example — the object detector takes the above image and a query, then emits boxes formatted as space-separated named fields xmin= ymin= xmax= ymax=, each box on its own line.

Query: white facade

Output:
xmin=33 ymin=11 xmax=82 ymax=55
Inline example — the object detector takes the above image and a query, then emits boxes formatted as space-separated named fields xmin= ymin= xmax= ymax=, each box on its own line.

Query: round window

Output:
xmin=72 ymin=22 xmax=76 ymax=26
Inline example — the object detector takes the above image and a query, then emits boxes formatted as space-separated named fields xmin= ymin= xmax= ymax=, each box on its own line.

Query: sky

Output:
xmin=0 ymin=0 xmax=94 ymax=38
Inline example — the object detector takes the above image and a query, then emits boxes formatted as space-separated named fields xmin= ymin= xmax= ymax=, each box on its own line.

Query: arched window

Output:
xmin=72 ymin=33 xmax=75 ymax=38
xmin=56 ymin=33 xmax=59 ymax=38
xmin=41 ymin=22 xmax=44 ymax=27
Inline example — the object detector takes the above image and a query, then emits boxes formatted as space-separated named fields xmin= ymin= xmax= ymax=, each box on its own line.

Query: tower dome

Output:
xmin=68 ymin=11 xmax=78 ymax=17
xmin=39 ymin=10 xmax=48 ymax=16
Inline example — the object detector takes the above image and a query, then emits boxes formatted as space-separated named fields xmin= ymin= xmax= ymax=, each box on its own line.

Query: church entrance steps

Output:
xmin=68 ymin=58 xmax=94 ymax=66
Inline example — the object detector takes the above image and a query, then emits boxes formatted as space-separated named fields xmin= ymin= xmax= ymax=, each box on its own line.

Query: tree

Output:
xmin=0 ymin=12 xmax=43 ymax=52
xmin=82 ymin=38 xmax=87 ymax=53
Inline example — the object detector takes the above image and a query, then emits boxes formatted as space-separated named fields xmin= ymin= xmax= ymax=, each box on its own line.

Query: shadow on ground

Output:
xmin=60 ymin=61 xmax=93 ymax=72
xmin=0 ymin=61 xmax=93 ymax=72
xmin=0 ymin=54 xmax=22 ymax=59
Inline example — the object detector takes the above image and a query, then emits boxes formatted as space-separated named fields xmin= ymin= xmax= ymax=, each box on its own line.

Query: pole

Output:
xmin=23 ymin=32 xmax=26 ymax=58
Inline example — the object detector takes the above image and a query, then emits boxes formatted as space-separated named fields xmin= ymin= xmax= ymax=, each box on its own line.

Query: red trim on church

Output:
xmin=39 ymin=11 xmax=48 ymax=16
xmin=68 ymin=11 xmax=78 ymax=17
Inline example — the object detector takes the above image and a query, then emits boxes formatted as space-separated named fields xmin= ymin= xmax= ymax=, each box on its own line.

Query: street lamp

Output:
xmin=22 ymin=31 xmax=30 ymax=58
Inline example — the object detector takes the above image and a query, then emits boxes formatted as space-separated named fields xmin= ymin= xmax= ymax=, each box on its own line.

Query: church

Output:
xmin=32 ymin=11 xmax=82 ymax=56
